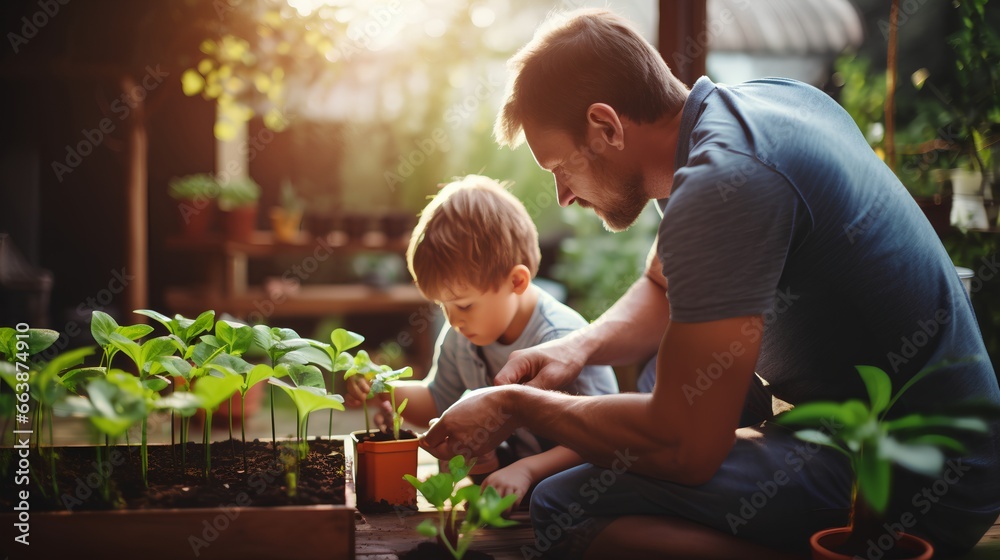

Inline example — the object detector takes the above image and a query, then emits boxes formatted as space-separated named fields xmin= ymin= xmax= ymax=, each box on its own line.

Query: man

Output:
xmin=421 ymin=9 xmax=1000 ymax=558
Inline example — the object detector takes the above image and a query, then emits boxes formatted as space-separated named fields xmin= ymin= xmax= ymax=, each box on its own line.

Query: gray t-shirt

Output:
xmin=425 ymin=287 xmax=619 ymax=415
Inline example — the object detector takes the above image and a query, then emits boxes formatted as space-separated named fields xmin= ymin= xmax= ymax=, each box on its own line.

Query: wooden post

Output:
xmin=658 ymin=0 xmax=708 ymax=88
xmin=122 ymin=75 xmax=148 ymax=314
xmin=885 ymin=0 xmax=900 ymax=172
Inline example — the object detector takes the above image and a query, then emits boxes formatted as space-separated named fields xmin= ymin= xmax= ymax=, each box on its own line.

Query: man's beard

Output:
xmin=588 ymin=155 xmax=648 ymax=232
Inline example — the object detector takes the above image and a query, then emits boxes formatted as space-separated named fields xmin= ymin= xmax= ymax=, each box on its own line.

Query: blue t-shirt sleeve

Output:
xmin=659 ymin=149 xmax=802 ymax=323
xmin=424 ymin=327 xmax=467 ymax=415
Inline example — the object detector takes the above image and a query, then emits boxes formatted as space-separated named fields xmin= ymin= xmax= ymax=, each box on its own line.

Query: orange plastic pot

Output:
xmin=351 ymin=430 xmax=418 ymax=509
xmin=810 ymin=527 xmax=933 ymax=560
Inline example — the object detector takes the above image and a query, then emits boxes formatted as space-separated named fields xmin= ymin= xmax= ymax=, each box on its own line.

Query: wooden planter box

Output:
xmin=2 ymin=504 xmax=354 ymax=559
xmin=1 ymin=438 xmax=355 ymax=559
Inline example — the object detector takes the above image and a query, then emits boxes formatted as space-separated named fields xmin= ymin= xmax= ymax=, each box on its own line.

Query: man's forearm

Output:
xmin=505 ymin=385 xmax=693 ymax=482
xmin=575 ymin=274 xmax=670 ymax=367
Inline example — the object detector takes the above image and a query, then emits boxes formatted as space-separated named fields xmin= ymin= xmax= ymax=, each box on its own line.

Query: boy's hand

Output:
xmin=344 ymin=376 xmax=372 ymax=407
xmin=481 ymin=462 xmax=532 ymax=510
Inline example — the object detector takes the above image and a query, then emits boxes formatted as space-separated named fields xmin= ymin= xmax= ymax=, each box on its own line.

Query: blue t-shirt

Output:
xmin=659 ymin=77 xmax=1000 ymax=510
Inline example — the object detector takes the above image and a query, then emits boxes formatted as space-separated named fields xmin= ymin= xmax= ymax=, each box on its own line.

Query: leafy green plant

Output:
xmin=404 ymin=455 xmax=517 ymax=559
xmin=775 ymin=363 xmax=996 ymax=553
xmin=342 ymin=349 xmax=383 ymax=435
xmin=192 ymin=372 xmax=243 ymax=479
xmin=167 ymin=174 xmax=219 ymax=201
xmin=310 ymin=328 xmax=362 ymax=439
xmin=268 ymin=363 xmax=345 ymax=458
xmin=217 ymin=177 xmax=261 ymax=211
xmin=279 ymin=181 xmax=306 ymax=213
xmin=370 ymin=365 xmax=413 ymax=440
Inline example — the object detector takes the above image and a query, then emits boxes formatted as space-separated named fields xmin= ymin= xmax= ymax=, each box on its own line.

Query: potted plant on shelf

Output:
xmin=0 ymin=310 xmax=358 ymax=559
xmin=775 ymin=363 xmax=996 ymax=559
xmin=270 ymin=181 xmax=306 ymax=243
xmin=345 ymin=351 xmax=419 ymax=511
xmin=217 ymin=176 xmax=262 ymax=243
xmin=403 ymin=455 xmax=518 ymax=560
xmin=167 ymin=173 xmax=219 ymax=237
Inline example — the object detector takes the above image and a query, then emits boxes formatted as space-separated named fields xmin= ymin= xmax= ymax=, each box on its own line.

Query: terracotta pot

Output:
xmin=270 ymin=207 xmax=303 ymax=243
xmin=178 ymin=200 xmax=215 ymax=237
xmin=222 ymin=205 xmax=258 ymax=243
xmin=351 ymin=429 xmax=419 ymax=509
xmin=810 ymin=527 xmax=933 ymax=560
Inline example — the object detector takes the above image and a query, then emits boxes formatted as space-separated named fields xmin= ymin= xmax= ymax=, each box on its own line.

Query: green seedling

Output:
xmin=252 ymin=324 xmax=331 ymax=452
xmin=134 ymin=309 xmax=215 ymax=357
xmin=309 ymin=328 xmax=362 ymax=438
xmin=235 ymin=363 xmax=279 ymax=471
xmin=107 ymin=332 xmax=179 ymax=487
xmin=192 ymin=371 xmax=243 ymax=479
xmin=775 ymin=363 xmax=998 ymax=554
xmin=61 ymin=372 xmax=148 ymax=502
xmin=343 ymin=349 xmax=382 ymax=435
xmin=404 ymin=455 xmax=517 ymax=559
xmin=370 ymin=365 xmax=413 ymax=440
xmin=268 ymin=363 xmax=345 ymax=458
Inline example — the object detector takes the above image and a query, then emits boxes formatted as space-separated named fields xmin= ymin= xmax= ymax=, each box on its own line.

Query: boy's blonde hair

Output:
xmin=407 ymin=175 xmax=540 ymax=298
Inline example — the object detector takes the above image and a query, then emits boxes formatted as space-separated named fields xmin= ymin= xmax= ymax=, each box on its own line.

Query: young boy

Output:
xmin=345 ymin=174 xmax=618 ymax=505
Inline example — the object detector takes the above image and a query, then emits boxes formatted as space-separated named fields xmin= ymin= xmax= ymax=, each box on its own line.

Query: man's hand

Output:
xmin=420 ymin=386 xmax=520 ymax=460
xmin=493 ymin=337 xmax=587 ymax=390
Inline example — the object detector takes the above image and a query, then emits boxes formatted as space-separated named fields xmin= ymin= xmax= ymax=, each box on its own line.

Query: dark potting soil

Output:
xmin=356 ymin=427 xmax=418 ymax=443
xmin=0 ymin=438 xmax=345 ymax=512
xmin=399 ymin=542 xmax=494 ymax=560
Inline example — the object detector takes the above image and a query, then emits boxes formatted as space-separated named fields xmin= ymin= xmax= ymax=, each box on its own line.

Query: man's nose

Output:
xmin=555 ymin=176 xmax=576 ymax=207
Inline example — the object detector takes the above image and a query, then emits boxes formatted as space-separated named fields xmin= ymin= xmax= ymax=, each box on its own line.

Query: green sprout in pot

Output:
xmin=370 ymin=365 xmax=413 ymax=440
xmin=217 ymin=176 xmax=261 ymax=211
xmin=404 ymin=455 xmax=518 ymax=560
xmin=167 ymin=174 xmax=219 ymax=202
xmin=342 ymin=349 xmax=383 ymax=436
xmin=775 ymin=363 xmax=998 ymax=555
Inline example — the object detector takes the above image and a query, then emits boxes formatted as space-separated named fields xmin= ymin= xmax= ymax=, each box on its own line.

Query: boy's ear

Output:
xmin=508 ymin=265 xmax=531 ymax=295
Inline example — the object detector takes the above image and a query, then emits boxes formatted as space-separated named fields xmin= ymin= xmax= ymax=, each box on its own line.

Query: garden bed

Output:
xmin=1 ymin=438 xmax=354 ymax=560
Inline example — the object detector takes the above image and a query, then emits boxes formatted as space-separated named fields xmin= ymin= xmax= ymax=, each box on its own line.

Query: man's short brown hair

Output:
xmin=407 ymin=175 xmax=541 ymax=298
xmin=495 ymin=8 xmax=689 ymax=148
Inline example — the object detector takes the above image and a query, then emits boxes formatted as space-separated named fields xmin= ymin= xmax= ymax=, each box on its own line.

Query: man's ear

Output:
xmin=585 ymin=103 xmax=625 ymax=151
xmin=508 ymin=265 xmax=532 ymax=295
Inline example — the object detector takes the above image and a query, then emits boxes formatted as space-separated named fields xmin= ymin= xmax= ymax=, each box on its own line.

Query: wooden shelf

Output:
xmin=165 ymin=284 xmax=429 ymax=318
xmin=165 ymin=230 xmax=411 ymax=256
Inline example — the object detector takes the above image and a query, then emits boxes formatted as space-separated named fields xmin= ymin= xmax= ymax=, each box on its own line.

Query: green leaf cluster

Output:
xmin=404 ymin=456 xmax=517 ymax=559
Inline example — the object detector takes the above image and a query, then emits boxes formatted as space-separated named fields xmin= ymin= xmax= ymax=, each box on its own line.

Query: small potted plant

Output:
xmin=270 ymin=181 xmax=306 ymax=243
xmin=775 ymin=363 xmax=996 ymax=559
xmin=345 ymin=353 xmax=420 ymax=511
xmin=217 ymin=176 xmax=262 ymax=242
xmin=403 ymin=455 xmax=518 ymax=559
xmin=167 ymin=173 xmax=219 ymax=237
